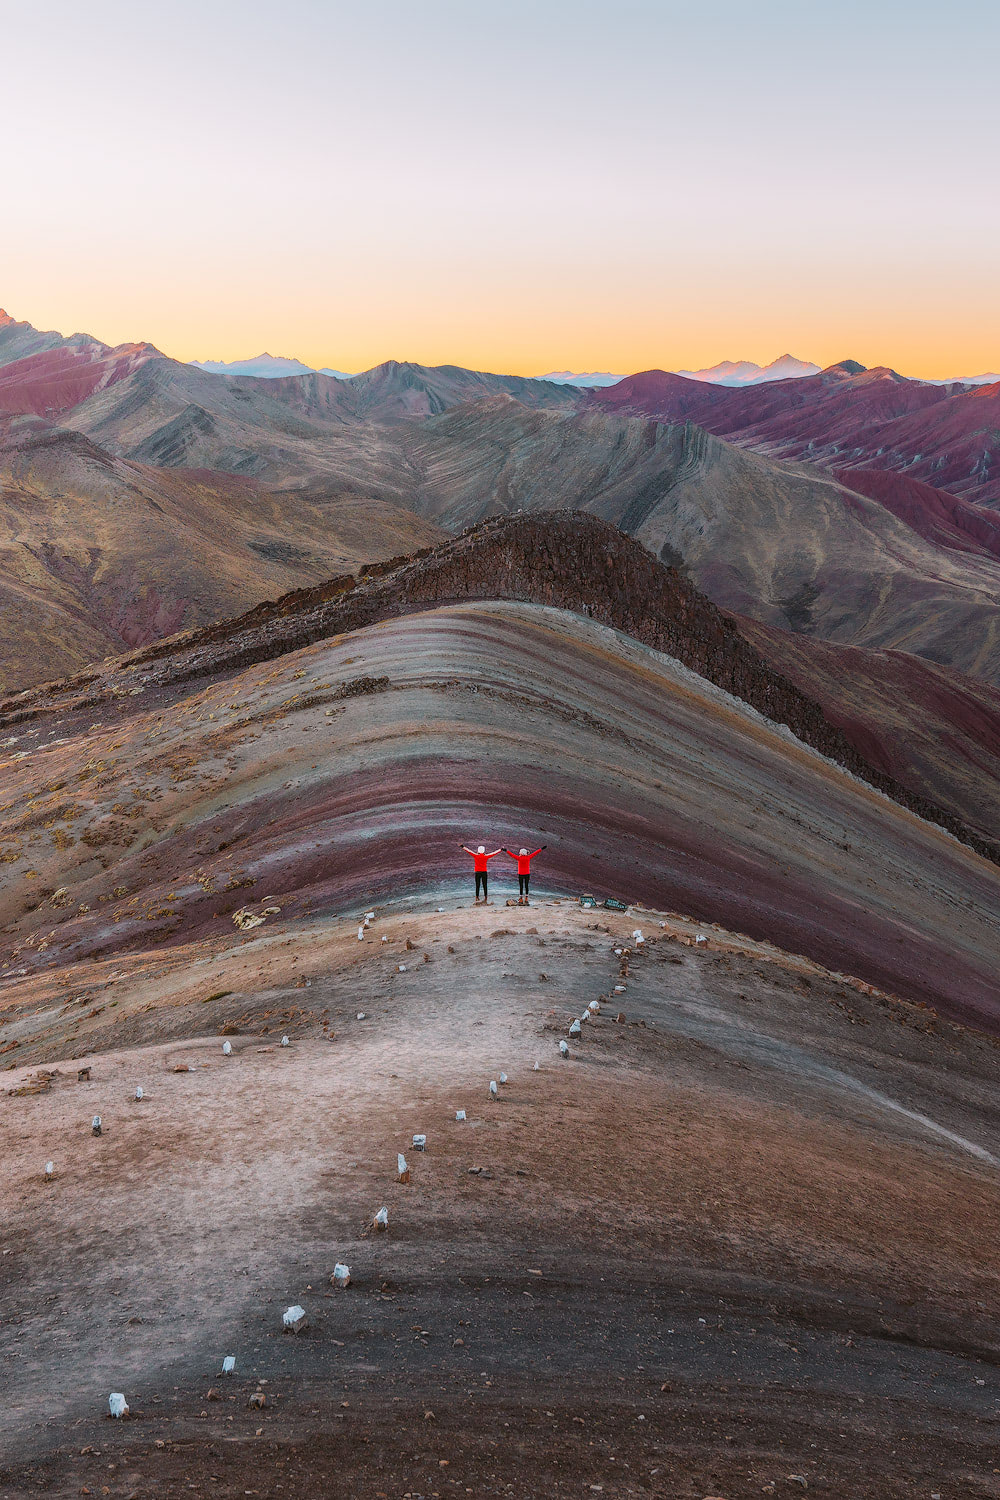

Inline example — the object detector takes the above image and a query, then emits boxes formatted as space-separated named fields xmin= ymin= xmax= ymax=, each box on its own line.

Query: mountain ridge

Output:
xmin=590 ymin=362 xmax=1000 ymax=505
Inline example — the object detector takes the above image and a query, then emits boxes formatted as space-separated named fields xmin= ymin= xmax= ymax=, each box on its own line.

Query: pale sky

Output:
xmin=2 ymin=0 xmax=997 ymax=377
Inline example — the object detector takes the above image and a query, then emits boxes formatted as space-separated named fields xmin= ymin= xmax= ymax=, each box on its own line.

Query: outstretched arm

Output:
xmin=460 ymin=845 xmax=474 ymax=856
xmin=530 ymin=846 xmax=545 ymax=858
xmin=487 ymin=848 xmax=503 ymax=859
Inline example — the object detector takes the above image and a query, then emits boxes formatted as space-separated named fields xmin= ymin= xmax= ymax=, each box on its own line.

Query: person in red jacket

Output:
xmin=460 ymin=843 xmax=503 ymax=904
xmin=505 ymin=844 xmax=546 ymax=904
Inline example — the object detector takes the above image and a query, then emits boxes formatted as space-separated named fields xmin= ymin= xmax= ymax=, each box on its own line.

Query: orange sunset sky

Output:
xmin=4 ymin=0 xmax=997 ymax=380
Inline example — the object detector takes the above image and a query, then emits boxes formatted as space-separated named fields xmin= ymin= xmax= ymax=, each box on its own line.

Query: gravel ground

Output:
xmin=3 ymin=899 xmax=1000 ymax=1497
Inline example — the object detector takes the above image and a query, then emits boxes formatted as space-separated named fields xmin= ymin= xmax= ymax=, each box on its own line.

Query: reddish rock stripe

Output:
xmin=1 ymin=604 xmax=996 ymax=1030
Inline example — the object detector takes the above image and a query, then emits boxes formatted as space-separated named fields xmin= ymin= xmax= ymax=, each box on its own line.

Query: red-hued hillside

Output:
xmin=592 ymin=361 xmax=947 ymax=438
xmin=737 ymin=615 xmax=1000 ymax=851
xmin=860 ymin=380 xmax=1000 ymax=501
xmin=0 ymin=342 xmax=157 ymax=419
xmin=591 ymin=362 xmax=1000 ymax=506
xmin=828 ymin=466 xmax=1000 ymax=562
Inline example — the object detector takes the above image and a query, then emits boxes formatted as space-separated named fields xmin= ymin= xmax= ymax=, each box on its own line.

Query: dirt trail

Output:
xmin=3 ymin=897 xmax=1000 ymax=1497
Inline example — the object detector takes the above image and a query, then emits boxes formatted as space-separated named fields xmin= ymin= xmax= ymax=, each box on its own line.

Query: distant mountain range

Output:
xmin=6 ymin=312 xmax=994 ymax=392
xmin=189 ymin=352 xmax=1000 ymax=390
xmin=539 ymin=370 xmax=624 ymax=388
xmin=677 ymin=354 xmax=820 ymax=385
xmin=190 ymin=353 xmax=355 ymax=379
xmin=182 ymin=358 xmax=820 ymax=389
xmin=926 ymin=372 xmax=1000 ymax=386
xmin=1 ymin=303 xmax=1000 ymax=704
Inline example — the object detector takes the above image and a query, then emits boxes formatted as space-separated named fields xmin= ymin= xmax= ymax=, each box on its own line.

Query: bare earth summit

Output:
xmin=3 ymin=895 xmax=1000 ymax=1499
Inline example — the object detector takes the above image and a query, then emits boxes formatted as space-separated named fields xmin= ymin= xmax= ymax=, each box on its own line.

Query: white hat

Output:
xmin=519 ymin=848 xmax=528 ymax=856
xmin=477 ymin=845 xmax=485 ymax=853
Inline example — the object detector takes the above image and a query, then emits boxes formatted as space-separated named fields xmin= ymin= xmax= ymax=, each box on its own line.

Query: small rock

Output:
xmin=248 ymin=1390 xmax=266 ymax=1409
xmin=282 ymin=1304 xmax=308 ymax=1333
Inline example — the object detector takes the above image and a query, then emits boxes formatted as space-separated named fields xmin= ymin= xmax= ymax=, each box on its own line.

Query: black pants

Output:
xmin=519 ymin=874 xmax=530 ymax=896
xmin=475 ymin=871 xmax=487 ymax=900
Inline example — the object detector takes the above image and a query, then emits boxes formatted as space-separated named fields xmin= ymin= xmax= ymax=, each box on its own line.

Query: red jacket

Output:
xmin=507 ymin=848 xmax=542 ymax=875
xmin=464 ymin=847 xmax=501 ymax=872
